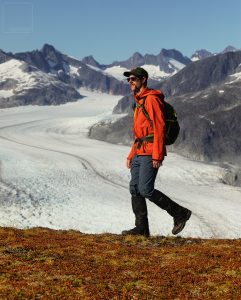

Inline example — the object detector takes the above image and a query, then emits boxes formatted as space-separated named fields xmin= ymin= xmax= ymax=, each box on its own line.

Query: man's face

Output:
xmin=127 ymin=75 xmax=145 ymax=93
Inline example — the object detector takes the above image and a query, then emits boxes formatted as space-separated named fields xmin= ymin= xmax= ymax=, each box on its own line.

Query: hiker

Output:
xmin=122 ymin=67 xmax=191 ymax=237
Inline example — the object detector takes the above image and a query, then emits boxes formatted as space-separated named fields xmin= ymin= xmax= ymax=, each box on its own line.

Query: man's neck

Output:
xmin=134 ymin=86 xmax=147 ymax=96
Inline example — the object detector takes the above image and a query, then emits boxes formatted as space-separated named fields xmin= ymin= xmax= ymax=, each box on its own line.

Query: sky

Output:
xmin=0 ymin=0 xmax=241 ymax=64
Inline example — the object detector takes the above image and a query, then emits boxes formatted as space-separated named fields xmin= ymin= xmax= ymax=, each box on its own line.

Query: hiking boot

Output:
xmin=122 ymin=195 xmax=150 ymax=237
xmin=122 ymin=227 xmax=150 ymax=237
xmin=149 ymin=190 xmax=192 ymax=235
xmin=172 ymin=209 xmax=192 ymax=235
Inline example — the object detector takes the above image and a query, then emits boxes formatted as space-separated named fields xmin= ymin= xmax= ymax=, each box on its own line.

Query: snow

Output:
xmin=168 ymin=59 xmax=186 ymax=71
xmin=105 ymin=64 xmax=171 ymax=81
xmin=69 ymin=64 xmax=80 ymax=76
xmin=141 ymin=64 xmax=170 ymax=80
xmin=87 ymin=64 xmax=172 ymax=81
xmin=230 ymin=71 xmax=241 ymax=80
xmin=199 ymin=115 xmax=215 ymax=125
xmin=104 ymin=66 xmax=129 ymax=81
xmin=0 ymin=90 xmax=14 ymax=98
xmin=86 ymin=64 xmax=102 ymax=72
xmin=0 ymin=88 xmax=241 ymax=239
xmin=226 ymin=71 xmax=241 ymax=84
xmin=191 ymin=56 xmax=200 ymax=62
xmin=0 ymin=59 xmax=64 ymax=93
xmin=85 ymin=64 xmax=129 ymax=82
xmin=47 ymin=59 xmax=57 ymax=68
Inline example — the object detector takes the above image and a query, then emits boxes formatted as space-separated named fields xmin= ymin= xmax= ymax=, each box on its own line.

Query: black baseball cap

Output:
xmin=123 ymin=67 xmax=148 ymax=79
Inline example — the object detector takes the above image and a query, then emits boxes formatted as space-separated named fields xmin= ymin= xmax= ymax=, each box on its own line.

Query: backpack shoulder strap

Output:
xmin=140 ymin=96 xmax=151 ymax=121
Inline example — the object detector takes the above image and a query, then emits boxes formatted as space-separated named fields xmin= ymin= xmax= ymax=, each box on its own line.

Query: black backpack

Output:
xmin=138 ymin=96 xmax=180 ymax=145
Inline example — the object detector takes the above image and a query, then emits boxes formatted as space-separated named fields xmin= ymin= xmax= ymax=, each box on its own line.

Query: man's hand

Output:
xmin=152 ymin=160 xmax=162 ymax=169
xmin=126 ymin=159 xmax=132 ymax=169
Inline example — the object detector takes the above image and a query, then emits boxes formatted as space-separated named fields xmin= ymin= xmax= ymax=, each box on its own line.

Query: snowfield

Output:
xmin=0 ymin=59 xmax=63 ymax=93
xmin=0 ymin=88 xmax=240 ymax=238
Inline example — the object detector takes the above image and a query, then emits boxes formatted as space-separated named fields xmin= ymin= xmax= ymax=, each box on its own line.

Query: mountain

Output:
xmin=221 ymin=45 xmax=237 ymax=53
xmin=82 ymin=46 xmax=239 ymax=84
xmin=0 ymin=58 xmax=81 ymax=108
xmin=97 ymin=50 xmax=241 ymax=118
xmin=1 ymin=44 xmax=195 ymax=108
xmin=0 ymin=44 xmax=131 ymax=108
xmin=1 ymin=43 xmax=239 ymax=110
xmin=88 ymin=50 xmax=241 ymax=185
xmin=82 ymin=55 xmax=102 ymax=69
xmin=159 ymin=50 xmax=241 ymax=97
xmin=109 ymin=49 xmax=191 ymax=73
xmin=190 ymin=46 xmax=238 ymax=62
xmin=83 ymin=49 xmax=192 ymax=83
xmin=191 ymin=49 xmax=213 ymax=61
xmin=14 ymin=44 xmax=130 ymax=95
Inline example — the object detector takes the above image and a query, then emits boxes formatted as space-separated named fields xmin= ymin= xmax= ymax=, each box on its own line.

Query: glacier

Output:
xmin=0 ymin=88 xmax=240 ymax=238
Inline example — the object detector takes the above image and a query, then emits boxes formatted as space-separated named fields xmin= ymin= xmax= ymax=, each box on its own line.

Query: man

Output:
xmin=122 ymin=67 xmax=191 ymax=237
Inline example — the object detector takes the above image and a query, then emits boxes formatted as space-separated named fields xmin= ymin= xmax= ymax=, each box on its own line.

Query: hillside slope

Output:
xmin=0 ymin=227 xmax=240 ymax=299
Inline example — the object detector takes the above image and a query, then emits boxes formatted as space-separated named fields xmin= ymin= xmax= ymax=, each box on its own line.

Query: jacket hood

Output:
xmin=135 ymin=88 xmax=164 ymax=102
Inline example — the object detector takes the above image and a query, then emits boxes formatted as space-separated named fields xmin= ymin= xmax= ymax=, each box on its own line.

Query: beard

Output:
xmin=131 ymin=84 xmax=141 ymax=94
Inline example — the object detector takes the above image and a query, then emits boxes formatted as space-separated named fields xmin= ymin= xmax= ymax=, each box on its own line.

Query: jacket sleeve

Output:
xmin=145 ymin=95 xmax=166 ymax=161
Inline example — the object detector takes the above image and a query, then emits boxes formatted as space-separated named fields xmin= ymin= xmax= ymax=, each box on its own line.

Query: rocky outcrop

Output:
xmin=0 ymin=50 xmax=13 ymax=64
xmin=88 ymin=115 xmax=134 ymax=145
xmin=221 ymin=164 xmax=241 ymax=186
xmin=168 ymin=81 xmax=241 ymax=162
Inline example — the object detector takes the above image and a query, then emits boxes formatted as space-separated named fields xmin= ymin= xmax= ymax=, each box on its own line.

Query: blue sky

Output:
xmin=0 ymin=0 xmax=241 ymax=64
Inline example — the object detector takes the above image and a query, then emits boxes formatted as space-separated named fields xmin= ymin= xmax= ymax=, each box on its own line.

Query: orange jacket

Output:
xmin=127 ymin=88 xmax=166 ymax=161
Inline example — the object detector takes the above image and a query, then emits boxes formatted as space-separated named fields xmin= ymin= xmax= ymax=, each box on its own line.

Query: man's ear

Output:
xmin=142 ymin=77 xmax=147 ymax=84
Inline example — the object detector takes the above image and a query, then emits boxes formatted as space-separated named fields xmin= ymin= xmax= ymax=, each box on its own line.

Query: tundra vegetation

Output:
xmin=0 ymin=227 xmax=240 ymax=299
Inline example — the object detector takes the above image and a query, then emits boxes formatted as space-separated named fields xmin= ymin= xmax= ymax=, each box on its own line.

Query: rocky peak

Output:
xmin=0 ymin=49 xmax=13 ymax=64
xmin=82 ymin=55 xmax=101 ymax=68
xmin=191 ymin=49 xmax=213 ymax=61
xmin=41 ymin=44 xmax=58 ymax=55
xmin=128 ymin=52 xmax=144 ymax=68
xmin=222 ymin=45 xmax=237 ymax=53
xmin=160 ymin=48 xmax=191 ymax=65
xmin=132 ymin=52 xmax=143 ymax=60
xmin=40 ymin=43 xmax=63 ymax=66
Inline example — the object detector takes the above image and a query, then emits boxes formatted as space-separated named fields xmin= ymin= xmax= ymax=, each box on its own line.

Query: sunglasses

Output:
xmin=127 ymin=76 xmax=139 ymax=82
